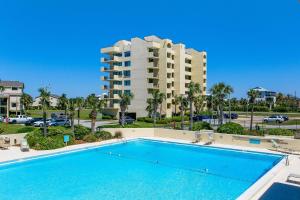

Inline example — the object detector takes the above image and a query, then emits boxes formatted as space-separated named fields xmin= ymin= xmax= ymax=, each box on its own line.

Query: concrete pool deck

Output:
xmin=0 ymin=136 xmax=299 ymax=200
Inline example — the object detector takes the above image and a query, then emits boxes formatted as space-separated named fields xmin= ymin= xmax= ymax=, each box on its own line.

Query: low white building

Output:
xmin=252 ymin=87 xmax=277 ymax=103
xmin=32 ymin=94 xmax=60 ymax=108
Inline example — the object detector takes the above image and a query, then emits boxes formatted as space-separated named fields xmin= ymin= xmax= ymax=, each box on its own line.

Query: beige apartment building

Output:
xmin=0 ymin=81 xmax=24 ymax=117
xmin=100 ymin=35 xmax=207 ymax=118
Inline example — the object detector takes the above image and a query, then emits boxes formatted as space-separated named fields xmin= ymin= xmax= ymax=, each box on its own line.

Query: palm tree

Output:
xmin=20 ymin=93 xmax=33 ymax=115
xmin=210 ymin=83 xmax=234 ymax=125
xmin=38 ymin=88 xmax=50 ymax=136
xmin=119 ymin=93 xmax=134 ymax=127
xmin=247 ymin=89 xmax=259 ymax=131
xmin=149 ymin=90 xmax=165 ymax=127
xmin=186 ymin=82 xmax=201 ymax=130
xmin=68 ymin=98 xmax=76 ymax=132
xmin=194 ymin=95 xmax=205 ymax=114
xmin=146 ymin=98 xmax=154 ymax=117
xmin=158 ymin=93 xmax=166 ymax=120
xmin=58 ymin=93 xmax=68 ymax=116
xmin=86 ymin=94 xmax=99 ymax=133
xmin=266 ymin=97 xmax=274 ymax=111
xmin=178 ymin=95 xmax=188 ymax=130
xmin=0 ymin=85 xmax=4 ymax=117
xmin=172 ymin=94 xmax=180 ymax=117
xmin=75 ymin=97 xmax=84 ymax=125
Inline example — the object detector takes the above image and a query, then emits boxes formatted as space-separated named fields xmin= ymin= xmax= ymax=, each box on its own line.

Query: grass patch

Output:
xmin=0 ymin=123 xmax=38 ymax=134
xmin=236 ymin=111 xmax=300 ymax=117
xmin=261 ymin=120 xmax=300 ymax=126
xmin=99 ymin=121 xmax=168 ymax=128
xmin=26 ymin=109 xmax=92 ymax=120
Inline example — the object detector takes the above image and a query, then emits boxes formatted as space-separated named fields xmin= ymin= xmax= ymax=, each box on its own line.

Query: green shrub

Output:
xmin=74 ymin=125 xmax=91 ymax=140
xmin=243 ymin=130 xmax=264 ymax=136
xmin=95 ymin=131 xmax=113 ymax=140
xmin=25 ymin=129 xmax=74 ymax=150
xmin=0 ymin=127 xmax=4 ymax=134
xmin=265 ymin=129 xmax=294 ymax=136
xmin=192 ymin=122 xmax=213 ymax=131
xmin=102 ymin=115 xmax=112 ymax=120
xmin=217 ymin=122 xmax=244 ymax=135
xmin=253 ymin=106 xmax=269 ymax=112
xmin=272 ymin=106 xmax=291 ymax=113
xmin=16 ymin=126 xmax=36 ymax=133
xmin=83 ymin=134 xmax=97 ymax=142
xmin=114 ymin=131 xmax=122 ymax=138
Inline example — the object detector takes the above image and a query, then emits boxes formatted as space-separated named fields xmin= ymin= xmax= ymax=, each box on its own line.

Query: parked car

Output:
xmin=278 ymin=115 xmax=289 ymax=121
xmin=8 ymin=115 xmax=32 ymax=124
xmin=224 ymin=113 xmax=239 ymax=119
xmin=192 ymin=115 xmax=211 ymax=122
xmin=47 ymin=118 xmax=70 ymax=127
xmin=33 ymin=119 xmax=51 ymax=127
xmin=25 ymin=118 xmax=43 ymax=126
xmin=263 ymin=115 xmax=284 ymax=123
xmin=119 ymin=116 xmax=135 ymax=125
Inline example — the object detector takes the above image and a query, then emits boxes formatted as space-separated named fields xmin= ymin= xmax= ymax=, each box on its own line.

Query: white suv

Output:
xmin=263 ymin=115 xmax=284 ymax=123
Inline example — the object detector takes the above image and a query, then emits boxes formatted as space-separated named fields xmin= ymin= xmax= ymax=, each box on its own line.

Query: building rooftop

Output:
xmin=0 ymin=81 xmax=24 ymax=88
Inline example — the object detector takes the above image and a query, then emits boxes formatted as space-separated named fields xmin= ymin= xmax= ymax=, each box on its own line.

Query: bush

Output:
xmin=26 ymin=129 xmax=74 ymax=150
xmin=102 ymin=115 xmax=112 ymax=120
xmin=83 ymin=134 xmax=97 ymax=142
xmin=95 ymin=131 xmax=113 ymax=140
xmin=253 ymin=106 xmax=269 ymax=112
xmin=217 ymin=122 xmax=244 ymax=135
xmin=192 ymin=122 xmax=213 ymax=131
xmin=272 ymin=106 xmax=291 ymax=113
xmin=114 ymin=131 xmax=122 ymax=138
xmin=74 ymin=125 xmax=91 ymax=140
xmin=17 ymin=126 xmax=35 ymax=133
xmin=0 ymin=127 xmax=4 ymax=134
xmin=265 ymin=129 xmax=294 ymax=136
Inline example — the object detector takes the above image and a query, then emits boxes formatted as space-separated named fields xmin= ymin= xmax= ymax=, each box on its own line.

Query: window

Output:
xmin=124 ymin=51 xmax=131 ymax=57
xmin=115 ymin=62 xmax=122 ymax=66
xmin=124 ymin=90 xmax=131 ymax=95
xmin=167 ymin=43 xmax=172 ymax=48
xmin=167 ymin=63 xmax=171 ymax=68
xmin=12 ymin=87 xmax=18 ymax=90
xmin=167 ymin=103 xmax=171 ymax=109
xmin=167 ymin=53 xmax=171 ymax=58
xmin=185 ymin=67 xmax=191 ymax=72
xmin=113 ymin=90 xmax=122 ymax=94
xmin=11 ymin=103 xmax=17 ymax=107
xmin=123 ymin=70 xmax=131 ymax=77
xmin=115 ymin=53 xmax=122 ymax=57
xmin=185 ymin=59 xmax=191 ymax=64
xmin=124 ymin=61 xmax=131 ymax=67
xmin=124 ymin=80 xmax=131 ymax=86
xmin=203 ymin=62 xmax=207 ymax=67
xmin=113 ymin=71 xmax=122 ymax=76
xmin=172 ymin=55 xmax=175 ymax=60
xmin=113 ymin=81 xmax=122 ymax=85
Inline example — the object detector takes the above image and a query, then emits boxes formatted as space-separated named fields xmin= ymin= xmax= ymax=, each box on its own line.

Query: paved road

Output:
xmin=79 ymin=120 xmax=118 ymax=128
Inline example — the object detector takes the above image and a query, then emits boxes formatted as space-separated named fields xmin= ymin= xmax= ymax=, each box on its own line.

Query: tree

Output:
xmin=149 ymin=90 xmax=165 ymax=127
xmin=75 ymin=97 xmax=84 ymax=125
xmin=266 ymin=97 xmax=274 ymax=111
xmin=177 ymin=95 xmax=188 ymax=130
xmin=172 ymin=94 xmax=180 ymax=117
xmin=194 ymin=95 xmax=205 ymax=114
xmin=158 ymin=93 xmax=166 ymax=120
xmin=58 ymin=93 xmax=68 ymax=115
xmin=210 ymin=83 xmax=234 ymax=125
xmin=20 ymin=93 xmax=33 ymax=115
xmin=68 ymin=98 xmax=76 ymax=133
xmin=86 ymin=94 xmax=99 ymax=133
xmin=186 ymin=82 xmax=201 ymax=130
xmin=119 ymin=93 xmax=134 ymax=127
xmin=247 ymin=89 xmax=259 ymax=131
xmin=0 ymin=85 xmax=4 ymax=117
xmin=146 ymin=98 xmax=154 ymax=117
xmin=38 ymin=88 xmax=50 ymax=136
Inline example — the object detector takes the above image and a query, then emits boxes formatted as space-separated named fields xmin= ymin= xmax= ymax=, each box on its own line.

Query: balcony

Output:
xmin=148 ymin=83 xmax=159 ymax=89
xmin=101 ymin=85 xmax=108 ymax=90
xmin=147 ymin=62 xmax=159 ymax=69
xmin=101 ymin=46 xmax=121 ymax=54
xmin=148 ymin=73 xmax=159 ymax=80
xmin=111 ymin=85 xmax=123 ymax=90
xmin=101 ymin=76 xmax=108 ymax=81
xmin=101 ymin=56 xmax=122 ymax=63
xmin=148 ymin=52 xmax=159 ymax=59
xmin=147 ymin=41 xmax=160 ymax=49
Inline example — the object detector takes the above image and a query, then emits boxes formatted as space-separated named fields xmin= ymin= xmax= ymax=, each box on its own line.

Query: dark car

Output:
xmin=279 ymin=115 xmax=289 ymax=121
xmin=119 ymin=116 xmax=135 ymax=124
xmin=25 ymin=118 xmax=43 ymax=126
xmin=224 ymin=113 xmax=239 ymax=119
xmin=47 ymin=118 xmax=71 ymax=127
xmin=192 ymin=115 xmax=211 ymax=122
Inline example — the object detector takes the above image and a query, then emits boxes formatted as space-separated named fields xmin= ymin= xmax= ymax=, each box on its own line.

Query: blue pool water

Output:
xmin=0 ymin=139 xmax=283 ymax=200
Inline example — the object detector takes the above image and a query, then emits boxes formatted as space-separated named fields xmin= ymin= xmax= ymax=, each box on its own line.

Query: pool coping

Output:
xmin=0 ymin=137 xmax=288 ymax=200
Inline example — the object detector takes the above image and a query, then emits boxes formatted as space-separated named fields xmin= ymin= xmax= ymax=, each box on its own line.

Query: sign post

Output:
xmin=64 ymin=135 xmax=70 ymax=146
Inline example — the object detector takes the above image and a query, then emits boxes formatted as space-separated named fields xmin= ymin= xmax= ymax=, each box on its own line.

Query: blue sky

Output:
xmin=0 ymin=0 xmax=299 ymax=98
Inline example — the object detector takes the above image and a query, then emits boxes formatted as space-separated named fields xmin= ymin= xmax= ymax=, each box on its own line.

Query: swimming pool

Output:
xmin=0 ymin=139 xmax=283 ymax=200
